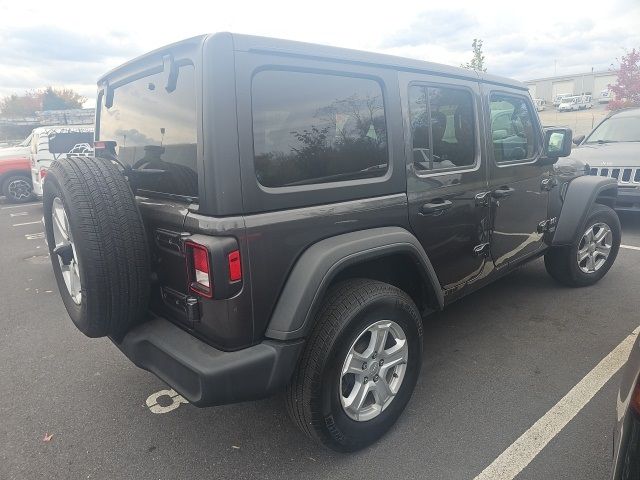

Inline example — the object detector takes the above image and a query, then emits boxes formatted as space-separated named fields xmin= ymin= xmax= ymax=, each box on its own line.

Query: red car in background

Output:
xmin=0 ymin=134 xmax=33 ymax=203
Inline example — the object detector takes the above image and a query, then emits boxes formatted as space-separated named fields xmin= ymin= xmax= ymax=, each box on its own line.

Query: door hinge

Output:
xmin=541 ymin=177 xmax=558 ymax=191
xmin=475 ymin=191 xmax=492 ymax=207
xmin=473 ymin=242 xmax=491 ymax=257
xmin=537 ymin=217 xmax=558 ymax=233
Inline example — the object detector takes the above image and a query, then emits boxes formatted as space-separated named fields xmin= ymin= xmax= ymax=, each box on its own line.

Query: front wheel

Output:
xmin=545 ymin=204 xmax=621 ymax=287
xmin=286 ymin=279 xmax=423 ymax=452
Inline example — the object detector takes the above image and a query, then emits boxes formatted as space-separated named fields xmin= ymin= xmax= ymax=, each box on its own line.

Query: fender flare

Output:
xmin=552 ymin=175 xmax=618 ymax=246
xmin=264 ymin=226 xmax=443 ymax=341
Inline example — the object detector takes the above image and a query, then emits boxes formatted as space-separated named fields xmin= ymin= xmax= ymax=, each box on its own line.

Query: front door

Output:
xmin=401 ymin=74 xmax=491 ymax=293
xmin=484 ymin=89 xmax=551 ymax=268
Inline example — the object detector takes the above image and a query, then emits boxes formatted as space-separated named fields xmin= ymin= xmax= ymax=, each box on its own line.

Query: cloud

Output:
xmin=381 ymin=10 xmax=478 ymax=49
xmin=378 ymin=5 xmax=640 ymax=81
xmin=0 ymin=26 xmax=142 ymax=105
xmin=0 ymin=25 xmax=139 ymax=64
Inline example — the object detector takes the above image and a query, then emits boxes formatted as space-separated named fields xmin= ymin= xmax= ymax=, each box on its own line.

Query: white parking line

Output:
xmin=474 ymin=325 xmax=640 ymax=480
xmin=1 ymin=203 xmax=39 ymax=210
xmin=25 ymin=232 xmax=45 ymax=240
xmin=9 ymin=212 xmax=28 ymax=217
xmin=621 ymin=244 xmax=640 ymax=252
xmin=13 ymin=221 xmax=41 ymax=227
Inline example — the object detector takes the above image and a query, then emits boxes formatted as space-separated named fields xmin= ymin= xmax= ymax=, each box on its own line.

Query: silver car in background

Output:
xmin=570 ymin=108 xmax=640 ymax=212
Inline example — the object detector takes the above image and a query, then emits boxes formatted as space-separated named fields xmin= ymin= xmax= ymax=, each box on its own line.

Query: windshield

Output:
xmin=561 ymin=97 xmax=575 ymax=104
xmin=98 ymin=63 xmax=198 ymax=199
xmin=586 ymin=115 xmax=640 ymax=143
xmin=19 ymin=134 xmax=32 ymax=147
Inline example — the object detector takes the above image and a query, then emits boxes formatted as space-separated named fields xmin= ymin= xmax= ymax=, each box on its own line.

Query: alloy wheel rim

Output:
xmin=577 ymin=222 xmax=612 ymax=274
xmin=339 ymin=320 xmax=408 ymax=422
xmin=51 ymin=197 xmax=82 ymax=304
xmin=7 ymin=178 xmax=31 ymax=201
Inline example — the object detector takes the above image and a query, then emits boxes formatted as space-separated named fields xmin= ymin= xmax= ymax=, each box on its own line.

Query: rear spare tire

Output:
xmin=43 ymin=156 xmax=150 ymax=338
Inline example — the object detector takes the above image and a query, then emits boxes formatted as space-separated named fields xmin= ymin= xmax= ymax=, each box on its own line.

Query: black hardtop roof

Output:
xmin=98 ymin=32 xmax=527 ymax=92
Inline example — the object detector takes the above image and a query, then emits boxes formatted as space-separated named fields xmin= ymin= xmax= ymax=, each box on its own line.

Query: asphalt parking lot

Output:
xmin=538 ymin=102 xmax=610 ymax=137
xmin=1 ymin=199 xmax=639 ymax=480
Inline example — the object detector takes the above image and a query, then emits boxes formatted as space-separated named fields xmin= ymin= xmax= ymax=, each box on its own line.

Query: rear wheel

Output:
xmin=2 ymin=174 xmax=33 ymax=203
xmin=286 ymin=279 xmax=423 ymax=452
xmin=545 ymin=204 xmax=620 ymax=287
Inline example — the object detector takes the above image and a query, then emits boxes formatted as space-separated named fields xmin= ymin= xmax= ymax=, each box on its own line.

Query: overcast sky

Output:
xmin=1 ymin=0 xmax=638 ymax=107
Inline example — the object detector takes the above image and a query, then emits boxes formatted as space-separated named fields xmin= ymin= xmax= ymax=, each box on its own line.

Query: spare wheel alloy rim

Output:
xmin=339 ymin=319 xmax=408 ymax=422
xmin=51 ymin=197 xmax=82 ymax=304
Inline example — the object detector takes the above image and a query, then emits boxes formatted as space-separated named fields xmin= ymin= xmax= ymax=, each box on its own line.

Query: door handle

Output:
xmin=420 ymin=199 xmax=453 ymax=215
xmin=492 ymin=187 xmax=515 ymax=199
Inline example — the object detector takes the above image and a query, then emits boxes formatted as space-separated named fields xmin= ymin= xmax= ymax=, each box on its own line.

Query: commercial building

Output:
xmin=524 ymin=70 xmax=617 ymax=103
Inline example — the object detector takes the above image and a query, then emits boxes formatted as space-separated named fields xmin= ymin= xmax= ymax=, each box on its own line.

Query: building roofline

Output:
xmin=524 ymin=70 xmax=618 ymax=84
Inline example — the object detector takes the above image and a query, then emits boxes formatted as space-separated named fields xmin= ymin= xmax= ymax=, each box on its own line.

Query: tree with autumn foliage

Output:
xmin=0 ymin=87 xmax=87 ymax=117
xmin=609 ymin=48 xmax=640 ymax=110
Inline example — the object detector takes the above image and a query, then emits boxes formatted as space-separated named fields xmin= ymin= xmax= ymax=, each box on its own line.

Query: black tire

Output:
xmin=43 ymin=156 xmax=150 ymax=338
xmin=2 ymin=174 xmax=33 ymax=203
xmin=286 ymin=278 xmax=423 ymax=452
xmin=544 ymin=203 xmax=621 ymax=287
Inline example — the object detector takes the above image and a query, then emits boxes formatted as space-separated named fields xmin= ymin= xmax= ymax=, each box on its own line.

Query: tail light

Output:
xmin=228 ymin=250 xmax=242 ymax=282
xmin=39 ymin=167 xmax=47 ymax=180
xmin=184 ymin=237 xmax=242 ymax=300
xmin=185 ymin=240 xmax=213 ymax=298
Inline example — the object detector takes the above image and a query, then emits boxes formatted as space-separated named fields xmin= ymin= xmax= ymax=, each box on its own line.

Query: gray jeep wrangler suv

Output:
xmin=43 ymin=33 xmax=620 ymax=452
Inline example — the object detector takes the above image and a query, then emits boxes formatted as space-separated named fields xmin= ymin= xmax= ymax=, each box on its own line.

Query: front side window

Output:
xmin=99 ymin=64 xmax=198 ymax=199
xmin=252 ymin=70 xmax=388 ymax=188
xmin=489 ymin=93 xmax=537 ymax=164
xmin=408 ymin=85 xmax=476 ymax=171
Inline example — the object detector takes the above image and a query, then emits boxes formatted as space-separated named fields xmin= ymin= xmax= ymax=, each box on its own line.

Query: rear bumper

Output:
xmin=616 ymin=189 xmax=640 ymax=212
xmin=113 ymin=317 xmax=305 ymax=407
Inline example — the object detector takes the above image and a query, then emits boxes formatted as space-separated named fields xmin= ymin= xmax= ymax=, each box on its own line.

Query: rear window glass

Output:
xmin=99 ymin=63 xmax=198 ymax=199
xmin=48 ymin=132 xmax=93 ymax=154
xmin=252 ymin=70 xmax=388 ymax=188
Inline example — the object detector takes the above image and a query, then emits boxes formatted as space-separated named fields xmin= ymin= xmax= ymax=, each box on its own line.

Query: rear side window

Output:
xmin=489 ymin=94 xmax=537 ymax=163
xmin=48 ymin=132 xmax=94 ymax=155
xmin=251 ymin=70 xmax=388 ymax=188
xmin=99 ymin=64 xmax=198 ymax=199
xmin=408 ymin=85 xmax=476 ymax=171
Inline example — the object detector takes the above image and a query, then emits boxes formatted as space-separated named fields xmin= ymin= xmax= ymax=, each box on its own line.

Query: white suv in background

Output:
xmin=30 ymin=125 xmax=94 ymax=197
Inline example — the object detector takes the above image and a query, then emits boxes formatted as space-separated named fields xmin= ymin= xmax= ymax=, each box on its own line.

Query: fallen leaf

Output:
xmin=231 ymin=445 xmax=240 ymax=450
xmin=43 ymin=433 xmax=53 ymax=442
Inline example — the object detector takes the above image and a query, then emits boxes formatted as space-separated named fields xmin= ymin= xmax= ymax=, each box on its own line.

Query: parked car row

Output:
xmin=571 ymin=107 xmax=640 ymax=212
xmin=557 ymin=94 xmax=593 ymax=112
xmin=0 ymin=125 xmax=94 ymax=203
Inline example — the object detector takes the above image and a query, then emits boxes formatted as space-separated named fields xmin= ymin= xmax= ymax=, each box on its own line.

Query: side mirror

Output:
xmin=572 ymin=134 xmax=585 ymax=145
xmin=540 ymin=127 xmax=572 ymax=164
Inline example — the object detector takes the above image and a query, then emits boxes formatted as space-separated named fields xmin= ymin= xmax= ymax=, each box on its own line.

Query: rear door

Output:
xmin=400 ymin=73 xmax=491 ymax=294
xmin=484 ymin=88 xmax=551 ymax=269
xmin=96 ymin=55 xmax=200 ymax=330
